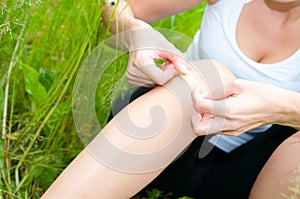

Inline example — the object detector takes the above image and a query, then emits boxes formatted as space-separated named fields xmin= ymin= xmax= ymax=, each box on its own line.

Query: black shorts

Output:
xmin=108 ymin=87 xmax=297 ymax=199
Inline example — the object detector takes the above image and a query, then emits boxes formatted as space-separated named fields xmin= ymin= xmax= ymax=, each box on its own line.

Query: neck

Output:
xmin=264 ymin=0 xmax=300 ymax=12
xmin=263 ymin=0 xmax=300 ymax=23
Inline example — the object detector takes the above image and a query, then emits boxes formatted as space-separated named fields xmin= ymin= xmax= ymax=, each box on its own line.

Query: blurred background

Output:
xmin=0 ymin=0 xmax=205 ymax=198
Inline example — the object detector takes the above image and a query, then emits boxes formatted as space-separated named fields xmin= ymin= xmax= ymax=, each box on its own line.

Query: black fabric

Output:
xmin=142 ymin=125 xmax=296 ymax=199
xmin=107 ymin=87 xmax=297 ymax=199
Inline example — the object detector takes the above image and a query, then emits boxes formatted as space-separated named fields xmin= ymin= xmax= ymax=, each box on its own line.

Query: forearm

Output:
xmin=129 ymin=0 xmax=203 ymax=23
xmin=103 ymin=0 xmax=150 ymax=34
xmin=103 ymin=0 xmax=203 ymax=33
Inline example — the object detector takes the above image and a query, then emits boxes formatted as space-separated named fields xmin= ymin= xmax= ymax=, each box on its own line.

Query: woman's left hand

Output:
xmin=191 ymin=79 xmax=284 ymax=136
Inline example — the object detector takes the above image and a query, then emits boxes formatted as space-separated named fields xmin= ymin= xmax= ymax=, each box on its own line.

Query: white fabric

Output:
xmin=185 ymin=0 xmax=300 ymax=153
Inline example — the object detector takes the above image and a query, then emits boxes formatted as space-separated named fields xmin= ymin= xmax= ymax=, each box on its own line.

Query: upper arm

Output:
xmin=127 ymin=0 xmax=205 ymax=23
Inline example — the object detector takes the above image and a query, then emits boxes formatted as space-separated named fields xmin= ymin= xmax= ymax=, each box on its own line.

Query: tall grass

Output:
xmin=1 ymin=0 xmax=105 ymax=197
xmin=0 ymin=0 xmax=205 ymax=198
xmin=2 ymin=0 xmax=300 ymax=198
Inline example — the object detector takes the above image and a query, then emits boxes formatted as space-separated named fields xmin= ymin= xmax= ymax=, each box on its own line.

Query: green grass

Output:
xmin=2 ymin=0 xmax=300 ymax=198
xmin=0 ymin=0 xmax=206 ymax=198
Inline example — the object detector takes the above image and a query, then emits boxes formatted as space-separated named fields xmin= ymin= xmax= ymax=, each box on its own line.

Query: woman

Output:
xmin=42 ymin=0 xmax=300 ymax=198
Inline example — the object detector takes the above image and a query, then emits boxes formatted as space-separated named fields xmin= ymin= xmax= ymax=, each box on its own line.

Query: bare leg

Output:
xmin=249 ymin=131 xmax=300 ymax=199
xmin=41 ymin=60 xmax=235 ymax=199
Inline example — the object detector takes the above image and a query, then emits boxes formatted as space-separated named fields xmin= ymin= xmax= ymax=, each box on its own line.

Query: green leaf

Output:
xmin=0 ymin=88 xmax=4 ymax=119
xmin=21 ymin=63 xmax=47 ymax=106
xmin=39 ymin=67 xmax=56 ymax=92
xmin=178 ymin=196 xmax=195 ymax=199
xmin=146 ymin=188 xmax=162 ymax=199
xmin=0 ymin=131 xmax=5 ymax=190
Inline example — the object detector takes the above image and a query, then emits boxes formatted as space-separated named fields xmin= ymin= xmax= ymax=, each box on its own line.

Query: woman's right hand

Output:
xmin=124 ymin=25 xmax=190 ymax=87
xmin=126 ymin=48 xmax=189 ymax=87
xmin=104 ymin=0 xmax=190 ymax=86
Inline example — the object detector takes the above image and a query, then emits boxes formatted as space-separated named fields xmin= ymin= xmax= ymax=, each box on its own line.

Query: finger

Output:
xmin=128 ymin=55 xmax=177 ymax=85
xmin=193 ymin=116 xmax=225 ymax=136
xmin=161 ymin=60 xmax=174 ymax=70
xmin=126 ymin=66 xmax=152 ymax=82
xmin=191 ymin=85 xmax=211 ymax=113
xmin=154 ymin=50 xmax=191 ymax=75
xmin=191 ymin=85 xmax=203 ymax=111
xmin=127 ymin=79 xmax=156 ymax=87
xmin=191 ymin=110 xmax=203 ymax=136
xmin=191 ymin=111 xmax=216 ymax=136
xmin=191 ymin=87 xmax=227 ymax=117
xmin=168 ymin=56 xmax=191 ymax=75
xmin=126 ymin=72 xmax=156 ymax=87
xmin=126 ymin=78 xmax=156 ymax=87
xmin=205 ymin=82 xmax=236 ymax=100
xmin=126 ymin=64 xmax=158 ymax=86
xmin=150 ymin=48 xmax=191 ymax=75
xmin=138 ymin=63 xmax=178 ymax=85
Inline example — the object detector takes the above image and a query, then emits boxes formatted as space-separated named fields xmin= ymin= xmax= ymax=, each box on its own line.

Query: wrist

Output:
xmin=109 ymin=14 xmax=151 ymax=36
xmin=104 ymin=0 xmax=151 ymax=33
xmin=127 ymin=17 xmax=151 ymax=30
xmin=273 ymin=88 xmax=300 ymax=129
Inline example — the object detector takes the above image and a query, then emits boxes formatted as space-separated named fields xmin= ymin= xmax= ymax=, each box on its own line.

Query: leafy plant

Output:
xmin=0 ymin=0 xmax=206 ymax=198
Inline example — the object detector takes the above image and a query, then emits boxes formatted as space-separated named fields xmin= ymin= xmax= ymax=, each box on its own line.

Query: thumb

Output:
xmin=158 ymin=51 xmax=191 ymax=75
xmin=139 ymin=63 xmax=177 ymax=85
xmin=171 ymin=57 xmax=191 ymax=75
xmin=206 ymin=82 xmax=236 ymax=100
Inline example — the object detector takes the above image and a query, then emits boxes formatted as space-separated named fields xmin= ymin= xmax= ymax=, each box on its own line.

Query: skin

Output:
xmin=249 ymin=133 xmax=300 ymax=199
xmin=265 ymin=0 xmax=300 ymax=12
xmin=124 ymin=0 xmax=204 ymax=23
xmin=192 ymin=0 xmax=300 ymax=133
xmin=237 ymin=0 xmax=300 ymax=64
xmin=107 ymin=0 xmax=300 ymax=197
xmin=41 ymin=60 xmax=235 ymax=198
xmin=42 ymin=0 xmax=300 ymax=198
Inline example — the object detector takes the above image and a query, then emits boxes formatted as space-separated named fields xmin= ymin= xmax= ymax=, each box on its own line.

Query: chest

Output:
xmin=236 ymin=0 xmax=300 ymax=64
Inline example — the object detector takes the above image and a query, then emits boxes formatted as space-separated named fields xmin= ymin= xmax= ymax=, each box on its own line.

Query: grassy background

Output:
xmin=1 ymin=0 xmax=300 ymax=199
xmin=0 ymin=0 xmax=205 ymax=198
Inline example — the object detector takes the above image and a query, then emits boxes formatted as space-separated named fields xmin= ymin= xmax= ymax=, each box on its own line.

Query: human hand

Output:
xmin=125 ymin=28 xmax=190 ymax=87
xmin=191 ymin=79 xmax=283 ymax=136
xmin=104 ymin=0 xmax=190 ymax=86
xmin=126 ymin=48 xmax=189 ymax=87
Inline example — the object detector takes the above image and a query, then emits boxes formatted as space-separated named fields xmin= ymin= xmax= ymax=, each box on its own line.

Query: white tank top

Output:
xmin=185 ymin=0 xmax=300 ymax=153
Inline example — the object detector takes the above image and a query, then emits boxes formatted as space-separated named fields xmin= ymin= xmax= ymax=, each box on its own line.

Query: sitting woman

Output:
xmin=42 ymin=0 xmax=300 ymax=198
